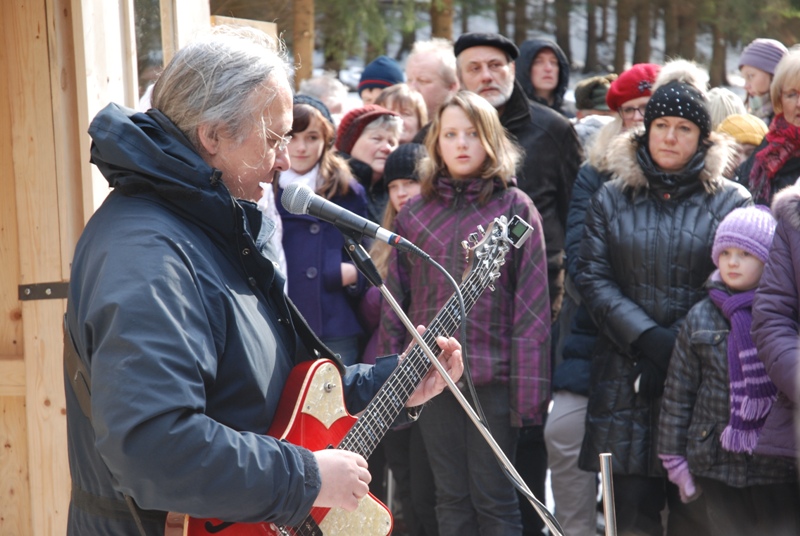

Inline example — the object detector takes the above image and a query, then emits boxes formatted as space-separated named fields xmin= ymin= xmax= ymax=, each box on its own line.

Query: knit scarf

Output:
xmin=709 ymin=287 xmax=777 ymax=454
xmin=750 ymin=114 xmax=800 ymax=202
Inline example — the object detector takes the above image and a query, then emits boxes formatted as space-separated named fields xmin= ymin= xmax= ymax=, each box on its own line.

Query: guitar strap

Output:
xmin=285 ymin=295 xmax=346 ymax=374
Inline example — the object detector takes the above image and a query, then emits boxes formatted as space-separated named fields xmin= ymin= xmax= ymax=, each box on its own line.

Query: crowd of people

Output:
xmin=66 ymin=23 xmax=800 ymax=536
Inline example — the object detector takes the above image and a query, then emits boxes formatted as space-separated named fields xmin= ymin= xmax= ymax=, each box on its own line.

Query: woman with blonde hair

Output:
xmin=375 ymin=83 xmax=428 ymax=144
xmin=378 ymin=91 xmax=551 ymax=535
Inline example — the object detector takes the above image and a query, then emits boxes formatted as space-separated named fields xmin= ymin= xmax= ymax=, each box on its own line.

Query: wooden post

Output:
xmin=293 ymin=0 xmax=315 ymax=92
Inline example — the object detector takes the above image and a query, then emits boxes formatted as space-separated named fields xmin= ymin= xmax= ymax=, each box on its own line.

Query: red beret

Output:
xmin=335 ymin=105 xmax=398 ymax=155
xmin=605 ymin=63 xmax=661 ymax=112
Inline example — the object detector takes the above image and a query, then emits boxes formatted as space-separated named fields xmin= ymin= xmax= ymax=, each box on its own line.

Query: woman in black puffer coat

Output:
xmin=575 ymin=78 xmax=752 ymax=536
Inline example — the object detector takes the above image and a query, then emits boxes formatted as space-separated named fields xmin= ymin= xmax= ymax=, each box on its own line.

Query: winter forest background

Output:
xmin=134 ymin=0 xmax=800 ymax=98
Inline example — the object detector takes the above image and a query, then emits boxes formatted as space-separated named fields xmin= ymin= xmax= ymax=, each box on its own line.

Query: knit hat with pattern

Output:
xmin=712 ymin=205 xmax=777 ymax=267
xmin=717 ymin=113 xmax=769 ymax=147
xmin=738 ymin=38 xmax=789 ymax=75
xmin=605 ymin=63 xmax=661 ymax=112
xmin=644 ymin=80 xmax=712 ymax=139
xmin=335 ymin=105 xmax=399 ymax=155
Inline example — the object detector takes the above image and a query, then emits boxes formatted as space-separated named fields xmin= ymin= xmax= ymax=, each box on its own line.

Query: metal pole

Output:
xmin=599 ymin=453 xmax=617 ymax=536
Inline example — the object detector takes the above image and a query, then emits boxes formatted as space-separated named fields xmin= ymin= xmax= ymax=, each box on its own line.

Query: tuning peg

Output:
xmin=461 ymin=240 xmax=470 ymax=251
xmin=477 ymin=224 xmax=486 ymax=235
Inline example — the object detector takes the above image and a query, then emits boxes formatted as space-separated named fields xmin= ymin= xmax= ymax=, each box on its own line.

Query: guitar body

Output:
xmin=166 ymin=359 xmax=392 ymax=536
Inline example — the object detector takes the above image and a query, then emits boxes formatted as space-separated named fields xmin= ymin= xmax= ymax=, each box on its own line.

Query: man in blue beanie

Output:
xmin=359 ymin=55 xmax=404 ymax=105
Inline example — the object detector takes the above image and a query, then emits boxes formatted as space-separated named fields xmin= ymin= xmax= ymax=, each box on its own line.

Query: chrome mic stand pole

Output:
xmin=342 ymin=232 xmax=564 ymax=536
xmin=378 ymin=283 xmax=564 ymax=536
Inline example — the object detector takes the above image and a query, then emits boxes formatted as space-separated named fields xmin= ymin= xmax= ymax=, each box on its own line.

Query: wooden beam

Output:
xmin=6 ymin=1 xmax=72 ymax=533
xmin=0 ymin=358 xmax=26 ymax=397
xmin=161 ymin=0 xmax=211 ymax=66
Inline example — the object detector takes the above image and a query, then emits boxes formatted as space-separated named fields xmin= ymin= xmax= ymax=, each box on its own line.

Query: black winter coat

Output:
xmin=500 ymin=81 xmax=583 ymax=321
xmin=575 ymin=131 xmax=752 ymax=475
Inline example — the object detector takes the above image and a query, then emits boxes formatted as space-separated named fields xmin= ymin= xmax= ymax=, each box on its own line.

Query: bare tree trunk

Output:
xmin=496 ymin=0 xmax=509 ymax=36
xmin=663 ymin=0 xmax=679 ymax=58
xmin=514 ymin=0 xmax=527 ymax=46
xmin=709 ymin=1 xmax=728 ymax=87
xmin=555 ymin=0 xmax=572 ymax=63
xmin=632 ymin=0 xmax=651 ymax=64
xmin=461 ymin=0 xmax=470 ymax=34
xmin=676 ymin=0 xmax=696 ymax=60
xmin=431 ymin=0 xmax=454 ymax=40
xmin=600 ymin=0 xmax=609 ymax=42
xmin=614 ymin=0 xmax=633 ymax=74
xmin=292 ymin=0 xmax=314 ymax=91
xmin=584 ymin=0 xmax=599 ymax=72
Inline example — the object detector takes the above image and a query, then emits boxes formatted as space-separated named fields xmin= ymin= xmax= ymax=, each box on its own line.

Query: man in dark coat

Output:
xmin=453 ymin=31 xmax=583 ymax=536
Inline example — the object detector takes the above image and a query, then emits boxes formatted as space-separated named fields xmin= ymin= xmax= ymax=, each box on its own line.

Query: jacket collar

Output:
xmin=771 ymin=183 xmax=800 ymax=231
xmin=605 ymin=128 xmax=734 ymax=198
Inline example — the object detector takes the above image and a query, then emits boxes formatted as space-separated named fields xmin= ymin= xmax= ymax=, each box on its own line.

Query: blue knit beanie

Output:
xmin=358 ymin=56 xmax=404 ymax=96
xmin=712 ymin=206 xmax=777 ymax=267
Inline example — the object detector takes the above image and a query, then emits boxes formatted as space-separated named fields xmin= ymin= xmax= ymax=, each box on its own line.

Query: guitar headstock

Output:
xmin=461 ymin=215 xmax=533 ymax=289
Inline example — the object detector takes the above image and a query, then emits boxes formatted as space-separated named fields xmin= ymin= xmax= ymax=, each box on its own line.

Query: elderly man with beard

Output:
xmin=454 ymin=31 xmax=583 ymax=536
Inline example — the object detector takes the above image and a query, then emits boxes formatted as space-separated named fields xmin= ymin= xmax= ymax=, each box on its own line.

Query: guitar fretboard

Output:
xmin=338 ymin=257 xmax=499 ymax=458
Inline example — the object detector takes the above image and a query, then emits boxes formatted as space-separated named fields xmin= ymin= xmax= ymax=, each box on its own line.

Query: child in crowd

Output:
xmin=658 ymin=206 xmax=800 ymax=536
xmin=358 ymin=143 xmax=437 ymax=536
xmin=275 ymin=95 xmax=368 ymax=365
xmin=377 ymin=91 xmax=551 ymax=536
xmin=375 ymin=84 xmax=428 ymax=145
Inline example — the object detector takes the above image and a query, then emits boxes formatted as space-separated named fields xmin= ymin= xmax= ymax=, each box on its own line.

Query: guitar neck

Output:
xmin=338 ymin=265 xmax=493 ymax=458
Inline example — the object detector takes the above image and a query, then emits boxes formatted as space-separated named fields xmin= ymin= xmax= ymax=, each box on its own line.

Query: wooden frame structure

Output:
xmin=0 ymin=2 xmax=274 ymax=533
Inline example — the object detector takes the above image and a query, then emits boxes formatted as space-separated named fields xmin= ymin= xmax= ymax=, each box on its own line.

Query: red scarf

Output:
xmin=751 ymin=114 xmax=800 ymax=202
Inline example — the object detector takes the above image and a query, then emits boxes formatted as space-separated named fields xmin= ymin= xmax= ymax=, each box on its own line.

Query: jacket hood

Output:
xmin=516 ymin=38 xmax=570 ymax=111
xmin=771 ymin=183 xmax=800 ymax=231
xmin=88 ymin=102 xmax=263 ymax=248
xmin=606 ymin=129 xmax=734 ymax=196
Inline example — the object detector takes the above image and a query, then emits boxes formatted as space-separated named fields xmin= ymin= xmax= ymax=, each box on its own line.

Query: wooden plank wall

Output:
xmin=0 ymin=1 xmax=259 ymax=533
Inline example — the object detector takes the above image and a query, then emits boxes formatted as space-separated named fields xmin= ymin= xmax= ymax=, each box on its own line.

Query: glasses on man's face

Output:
xmin=266 ymin=127 xmax=292 ymax=152
xmin=619 ymin=105 xmax=647 ymax=118
xmin=781 ymin=89 xmax=800 ymax=103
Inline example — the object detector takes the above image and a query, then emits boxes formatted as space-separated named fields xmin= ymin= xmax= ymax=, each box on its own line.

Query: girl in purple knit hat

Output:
xmin=658 ymin=205 xmax=800 ymax=536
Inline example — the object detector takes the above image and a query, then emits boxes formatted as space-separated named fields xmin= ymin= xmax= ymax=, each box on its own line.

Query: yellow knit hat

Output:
xmin=716 ymin=113 xmax=768 ymax=147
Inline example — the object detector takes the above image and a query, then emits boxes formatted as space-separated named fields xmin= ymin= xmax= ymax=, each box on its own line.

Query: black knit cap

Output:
xmin=644 ymin=80 xmax=711 ymax=139
xmin=383 ymin=143 xmax=425 ymax=187
xmin=454 ymin=32 xmax=519 ymax=60
xmin=293 ymin=94 xmax=335 ymax=128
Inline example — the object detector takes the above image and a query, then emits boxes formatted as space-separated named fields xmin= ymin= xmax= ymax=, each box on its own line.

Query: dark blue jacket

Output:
xmin=66 ymin=103 xmax=397 ymax=534
xmin=277 ymin=182 xmax=368 ymax=343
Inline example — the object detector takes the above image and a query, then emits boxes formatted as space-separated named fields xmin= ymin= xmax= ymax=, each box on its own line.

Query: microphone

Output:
xmin=281 ymin=183 xmax=429 ymax=259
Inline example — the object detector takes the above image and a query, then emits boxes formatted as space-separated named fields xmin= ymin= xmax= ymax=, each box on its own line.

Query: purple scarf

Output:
xmin=709 ymin=287 xmax=777 ymax=454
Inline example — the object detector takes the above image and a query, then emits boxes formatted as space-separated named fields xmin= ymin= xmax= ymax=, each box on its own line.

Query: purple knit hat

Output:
xmin=738 ymin=38 xmax=789 ymax=75
xmin=711 ymin=205 xmax=777 ymax=267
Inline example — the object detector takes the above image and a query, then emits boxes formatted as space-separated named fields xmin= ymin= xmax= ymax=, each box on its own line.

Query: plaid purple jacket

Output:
xmin=377 ymin=176 xmax=551 ymax=426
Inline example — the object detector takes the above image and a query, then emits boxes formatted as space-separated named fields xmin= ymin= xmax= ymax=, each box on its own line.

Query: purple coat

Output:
xmin=752 ymin=184 xmax=800 ymax=459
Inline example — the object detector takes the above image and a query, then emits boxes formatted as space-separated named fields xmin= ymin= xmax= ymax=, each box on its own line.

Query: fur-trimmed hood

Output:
xmin=771 ymin=183 xmax=800 ymax=231
xmin=605 ymin=129 xmax=736 ymax=195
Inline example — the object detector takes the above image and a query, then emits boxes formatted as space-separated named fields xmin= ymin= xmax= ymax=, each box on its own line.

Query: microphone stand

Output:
xmin=341 ymin=233 xmax=565 ymax=536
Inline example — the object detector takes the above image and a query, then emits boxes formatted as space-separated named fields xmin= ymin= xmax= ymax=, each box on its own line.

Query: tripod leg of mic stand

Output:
xmin=600 ymin=453 xmax=617 ymax=536
xmin=378 ymin=284 xmax=564 ymax=536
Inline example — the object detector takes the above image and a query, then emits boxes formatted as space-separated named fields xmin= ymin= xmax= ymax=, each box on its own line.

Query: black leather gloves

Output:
xmin=631 ymin=326 xmax=676 ymax=399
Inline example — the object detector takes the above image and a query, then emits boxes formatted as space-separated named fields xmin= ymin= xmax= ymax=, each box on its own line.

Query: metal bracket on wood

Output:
xmin=18 ymin=282 xmax=69 ymax=301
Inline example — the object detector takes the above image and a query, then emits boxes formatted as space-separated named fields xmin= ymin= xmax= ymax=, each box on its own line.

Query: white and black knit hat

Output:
xmin=644 ymin=80 xmax=712 ymax=139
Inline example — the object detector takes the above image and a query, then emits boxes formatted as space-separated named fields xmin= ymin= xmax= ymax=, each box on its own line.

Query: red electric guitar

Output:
xmin=164 ymin=215 xmax=533 ymax=536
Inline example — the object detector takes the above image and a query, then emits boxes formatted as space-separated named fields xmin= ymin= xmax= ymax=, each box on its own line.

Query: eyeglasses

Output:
xmin=266 ymin=127 xmax=292 ymax=152
xmin=781 ymin=90 xmax=800 ymax=103
xmin=619 ymin=105 xmax=647 ymax=118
